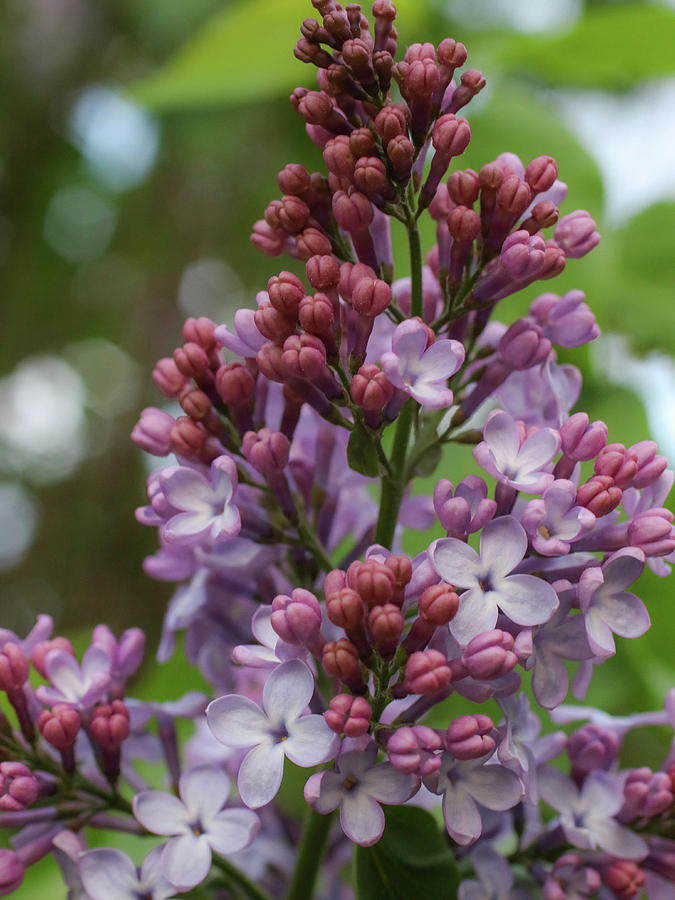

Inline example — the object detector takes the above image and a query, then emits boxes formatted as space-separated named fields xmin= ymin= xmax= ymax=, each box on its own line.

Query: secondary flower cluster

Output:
xmin=1 ymin=1 xmax=673 ymax=898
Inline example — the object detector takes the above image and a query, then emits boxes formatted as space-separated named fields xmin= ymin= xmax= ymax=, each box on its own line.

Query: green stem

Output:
xmin=374 ymin=399 xmax=414 ymax=549
xmin=407 ymin=218 xmax=423 ymax=319
xmin=212 ymin=854 xmax=273 ymax=900
xmin=285 ymin=808 xmax=335 ymax=900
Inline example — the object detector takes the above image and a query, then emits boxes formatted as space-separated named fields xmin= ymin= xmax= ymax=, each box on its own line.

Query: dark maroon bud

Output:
xmin=215 ymin=362 xmax=255 ymax=408
xmin=349 ymin=128 xmax=377 ymax=157
xmin=323 ymin=8 xmax=352 ymax=44
xmin=295 ymin=227 xmax=333 ymax=259
xmin=479 ymin=162 xmax=503 ymax=191
xmin=179 ymin=388 xmax=212 ymax=421
xmin=281 ymin=333 xmax=327 ymax=379
xmin=522 ymin=200 xmax=559 ymax=233
xmin=289 ymin=87 xmax=309 ymax=113
xmin=374 ymin=104 xmax=409 ymax=146
xmin=385 ymin=555 xmax=413 ymax=601
xmin=182 ymin=316 xmax=216 ymax=349
xmin=294 ymin=38 xmax=334 ymax=68
xmin=268 ymin=271 xmax=306 ymax=316
xmin=351 ymin=276 xmax=392 ymax=316
xmin=299 ymin=293 xmax=335 ymax=334
xmin=447 ymin=169 xmax=480 ymax=206
xmin=496 ymin=174 xmax=532 ymax=216
xmin=436 ymin=38 xmax=467 ymax=70
xmin=332 ymin=189 xmax=374 ymax=232
xmin=372 ymin=49 xmax=394 ymax=90
xmin=324 ymin=135 xmax=357 ymax=177
xmin=594 ymin=442 xmax=638 ymax=488
xmin=350 ymin=364 xmax=394 ymax=411
xmin=447 ymin=69 xmax=486 ymax=113
xmin=342 ymin=37 xmax=373 ymax=77
xmin=348 ymin=559 xmax=395 ymax=608
xmin=525 ymin=155 xmax=558 ymax=193
xmin=326 ymin=587 xmax=364 ymax=630
xmin=369 ymin=604 xmax=404 ymax=656
xmin=322 ymin=638 xmax=366 ymax=693
xmin=278 ymin=195 xmax=311 ymax=233
xmin=419 ymin=583 xmax=459 ymax=625
xmin=353 ymin=156 xmax=392 ymax=197
xmin=254 ymin=303 xmax=296 ymax=343
xmin=173 ymin=342 xmax=210 ymax=379
xmin=278 ymin=163 xmax=312 ymax=196
xmin=152 ymin=357 xmax=186 ymax=397
xmin=432 ymin=114 xmax=471 ymax=157
xmin=448 ymin=206 xmax=480 ymax=242
xmin=386 ymin=134 xmax=414 ymax=181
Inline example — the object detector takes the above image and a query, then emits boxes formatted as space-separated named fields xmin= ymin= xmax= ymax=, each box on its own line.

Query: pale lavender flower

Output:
xmin=160 ymin=456 xmax=241 ymax=546
xmin=473 ymin=410 xmax=560 ymax=494
xmin=431 ymin=515 xmax=559 ymax=644
xmin=458 ymin=843 xmax=530 ymax=900
xmin=133 ymin=765 xmax=260 ymax=891
xmin=538 ymin=768 xmax=648 ymax=859
xmin=214 ymin=306 xmax=267 ymax=359
xmin=206 ymin=660 xmax=339 ymax=808
xmin=304 ymin=742 xmax=418 ymax=846
xmin=426 ymin=752 xmax=523 ymax=845
xmin=79 ymin=846 xmax=177 ymax=900
xmin=496 ymin=359 xmax=581 ymax=429
xmin=381 ymin=319 xmax=464 ymax=409
xmin=433 ymin=477 xmax=497 ymax=538
xmin=529 ymin=290 xmax=600 ymax=349
xmin=232 ymin=606 xmax=311 ymax=669
xmin=35 ymin=646 xmax=110 ymax=710
xmin=496 ymin=694 xmax=543 ymax=801
xmin=578 ymin=547 xmax=650 ymax=656
xmin=522 ymin=480 xmax=595 ymax=556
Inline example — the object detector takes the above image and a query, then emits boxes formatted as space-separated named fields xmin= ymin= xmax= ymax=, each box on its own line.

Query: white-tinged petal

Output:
xmin=449 ymin=587 xmax=498 ymax=645
xmin=360 ymin=763 xmax=418 ymax=804
xmin=133 ymin=790 xmax=191 ymax=836
xmin=514 ymin=427 xmax=560 ymax=473
xmin=179 ymin=765 xmax=231 ymax=823
xmin=590 ymin=818 xmax=648 ymax=860
xmin=463 ymin=763 xmax=522 ymax=811
xmin=531 ymin=649 xmax=570 ymax=710
xmin=594 ymin=590 xmax=650 ymax=639
xmin=482 ymin=412 xmax=520 ymax=472
xmin=602 ymin=547 xmax=645 ymax=591
xmin=162 ymin=833 xmax=212 ymax=891
xmin=392 ymin=320 xmax=428 ymax=362
xmin=237 ymin=742 xmax=286 ymax=809
xmin=206 ymin=695 xmax=270 ymax=749
xmin=442 ymin=783 xmax=482 ymax=845
xmin=162 ymin=468 xmax=214 ymax=512
xmin=206 ymin=808 xmax=260 ymax=856
xmin=579 ymin=771 xmax=622 ymax=818
xmin=497 ymin=575 xmax=559 ymax=626
xmin=79 ymin=848 xmax=139 ymax=900
xmin=139 ymin=845 xmax=175 ymax=899
xmin=262 ymin=659 xmax=314 ymax=725
xmin=340 ymin=790 xmax=385 ymax=846
xmin=285 ymin=714 xmax=339 ymax=767
xmin=251 ymin=606 xmax=277 ymax=648
xmin=419 ymin=339 xmax=465 ymax=378
xmin=537 ymin=766 xmax=577 ymax=815
xmin=44 ymin=651 xmax=84 ymax=701
xmin=310 ymin=771 xmax=345 ymax=814
xmin=584 ymin=607 xmax=616 ymax=656
xmin=164 ymin=511 xmax=211 ymax=541
xmin=479 ymin=516 xmax=527 ymax=578
xmin=409 ymin=382 xmax=454 ymax=410
xmin=430 ymin=538 xmax=481 ymax=588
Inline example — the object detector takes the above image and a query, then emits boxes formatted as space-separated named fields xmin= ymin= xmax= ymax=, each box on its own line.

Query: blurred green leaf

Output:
xmin=499 ymin=5 xmax=675 ymax=89
xmin=130 ymin=0 xmax=428 ymax=110
xmin=348 ymin=419 xmax=380 ymax=477
xmin=355 ymin=806 xmax=458 ymax=900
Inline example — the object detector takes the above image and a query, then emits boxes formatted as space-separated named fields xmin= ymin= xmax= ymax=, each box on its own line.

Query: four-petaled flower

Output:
xmin=79 ymin=846 xmax=177 ymax=900
xmin=132 ymin=765 xmax=260 ymax=891
xmin=381 ymin=318 xmax=465 ymax=409
xmin=206 ymin=659 xmax=339 ymax=808
xmin=474 ymin=410 xmax=560 ymax=493
xmin=160 ymin=455 xmax=241 ymax=545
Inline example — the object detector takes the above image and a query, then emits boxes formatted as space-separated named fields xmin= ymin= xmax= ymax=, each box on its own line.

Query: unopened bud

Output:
xmin=271 ymin=589 xmax=323 ymax=649
xmin=324 ymin=694 xmax=371 ymax=737
xmin=446 ymin=714 xmax=494 ymax=760
xmin=461 ymin=630 xmax=517 ymax=681
xmin=404 ymin=649 xmax=452 ymax=695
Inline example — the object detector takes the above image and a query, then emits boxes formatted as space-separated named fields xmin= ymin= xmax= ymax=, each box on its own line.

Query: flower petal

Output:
xmin=590 ymin=818 xmax=648 ymax=860
xmin=449 ymin=586 xmax=498 ymax=645
xmin=430 ymin=538 xmax=481 ymax=588
xmin=79 ymin=848 xmax=139 ymax=900
xmin=162 ymin=468 xmax=214 ymax=512
xmin=442 ymin=783 xmax=482 ymax=845
xmin=207 ymin=808 xmax=260 ymax=856
xmin=285 ymin=714 xmax=339 ymax=767
xmin=463 ymin=762 xmax=522 ymax=811
xmin=206 ymin=695 xmax=270 ymax=749
xmin=497 ymin=574 xmax=559 ymax=627
xmin=479 ymin=516 xmax=527 ymax=579
xmin=162 ymin=833 xmax=212 ymax=891
xmin=361 ymin=763 xmax=418 ymax=804
xmin=237 ymin=743 xmax=286 ymax=808
xmin=340 ymin=790 xmax=385 ymax=846
xmin=179 ymin=765 xmax=231 ymax=823
xmin=133 ymin=790 xmax=190 ymax=836
xmin=262 ymin=659 xmax=314 ymax=725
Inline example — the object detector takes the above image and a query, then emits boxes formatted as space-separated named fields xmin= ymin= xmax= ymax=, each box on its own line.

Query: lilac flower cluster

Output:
xmin=1 ymin=1 xmax=674 ymax=898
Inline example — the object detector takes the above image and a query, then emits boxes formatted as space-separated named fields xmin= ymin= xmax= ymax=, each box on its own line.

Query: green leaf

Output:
xmin=355 ymin=806 xmax=459 ymax=900
xmin=347 ymin=419 xmax=380 ymax=477
xmin=130 ymin=0 xmax=428 ymax=111
xmin=409 ymin=439 xmax=442 ymax=478
xmin=499 ymin=5 xmax=675 ymax=90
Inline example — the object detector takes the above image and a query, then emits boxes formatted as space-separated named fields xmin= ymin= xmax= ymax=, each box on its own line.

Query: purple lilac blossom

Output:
xmin=473 ymin=410 xmax=560 ymax=493
xmin=159 ymin=455 xmax=241 ymax=545
xmin=35 ymin=646 xmax=110 ymax=710
xmin=79 ymin=847 xmax=176 ymax=900
xmin=521 ymin=480 xmax=595 ymax=556
xmin=431 ymin=515 xmax=559 ymax=644
xmin=206 ymin=660 xmax=339 ymax=808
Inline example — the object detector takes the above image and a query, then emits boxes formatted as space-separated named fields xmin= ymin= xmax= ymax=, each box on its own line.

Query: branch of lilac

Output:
xmin=1 ymin=1 xmax=675 ymax=899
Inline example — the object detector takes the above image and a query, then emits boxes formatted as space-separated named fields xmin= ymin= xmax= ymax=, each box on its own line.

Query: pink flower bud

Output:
xmin=559 ymin=412 xmax=608 ymax=461
xmin=170 ymin=416 xmax=211 ymax=460
xmin=242 ymin=428 xmax=290 ymax=475
xmin=0 ymin=850 xmax=25 ymax=895
xmin=386 ymin=134 xmax=414 ymax=181
xmin=496 ymin=175 xmax=531 ymax=217
xmin=256 ymin=342 xmax=287 ymax=382
xmin=437 ymin=38 xmax=467 ymax=70
xmin=555 ymin=210 xmax=600 ymax=258
xmin=524 ymin=200 xmax=559 ymax=232
xmin=306 ymin=254 xmax=341 ymax=291
xmin=326 ymin=588 xmax=364 ymax=630
xmin=348 ymin=560 xmax=396 ymax=608
xmin=182 ymin=316 xmax=216 ymax=349
xmin=267 ymin=271 xmax=306 ymax=316
xmin=332 ymin=189 xmax=374 ymax=233
xmin=374 ymin=104 xmax=408 ymax=145
xmin=271 ymin=589 xmax=323 ymax=648
xmin=323 ymin=568 xmax=346 ymax=598
xmin=152 ymin=357 xmax=186 ymax=397
xmin=251 ymin=219 xmax=286 ymax=256
xmin=38 ymin=705 xmax=80 ymax=750
xmin=368 ymin=604 xmax=404 ymax=656
xmin=322 ymin=639 xmax=365 ymax=693
xmin=404 ymin=649 xmax=452 ymax=695
xmin=432 ymin=114 xmax=471 ymax=158
xmin=461 ymin=630 xmax=517 ymax=681
xmin=90 ymin=700 xmax=130 ymax=751
xmin=387 ymin=725 xmax=443 ymax=776
xmin=628 ymin=509 xmax=675 ymax=556
xmin=568 ymin=724 xmax=620 ymax=778
xmin=282 ymin=333 xmax=327 ymax=379
xmin=354 ymin=157 xmax=392 ymax=198
xmin=538 ymin=240 xmax=566 ymax=279
xmin=404 ymin=43 xmax=436 ymax=63
xmin=498 ymin=318 xmax=551 ymax=370
xmin=180 ymin=388 xmax=211 ymax=421
xmin=576 ymin=475 xmax=622 ymax=517
xmin=446 ymin=714 xmax=495 ymax=760
xmin=594 ymin=442 xmax=638 ymax=488
xmin=350 ymin=128 xmax=378 ymax=158
xmin=298 ymin=293 xmax=335 ymax=335
xmin=215 ymin=362 xmax=255 ymax=409
xmin=447 ymin=69 xmax=486 ymax=113
xmin=173 ymin=342 xmax=209 ymax=379
xmin=278 ymin=195 xmax=310 ymax=233
xmin=419 ymin=583 xmax=459 ymax=625
xmin=500 ymin=230 xmax=547 ymax=279
xmin=278 ymin=163 xmax=311 ymax=196
xmin=621 ymin=768 xmax=673 ymax=820
xmin=253 ymin=302 xmax=296 ymax=342
xmin=602 ymin=859 xmax=645 ymax=898
xmin=350 ymin=364 xmax=394 ymax=412
xmin=629 ymin=440 xmax=668 ymax=489
xmin=131 ymin=407 xmax=175 ymax=456
xmin=447 ymin=206 xmax=480 ymax=242
xmin=384 ymin=555 xmax=413 ymax=599
xmin=447 ymin=169 xmax=479 ymax=206
xmin=296 ymin=227 xmax=333 ymax=260
xmin=324 ymin=694 xmax=371 ymax=737
xmin=323 ymin=135 xmax=357 ymax=177
xmin=351 ymin=277 xmax=392 ymax=317
xmin=342 ymin=37 xmax=373 ymax=77
xmin=30 ymin=638 xmax=74 ymax=680
xmin=0 ymin=763 xmax=39 ymax=812
xmin=0 ymin=643 xmax=28 ymax=693
xmin=525 ymin=155 xmax=558 ymax=193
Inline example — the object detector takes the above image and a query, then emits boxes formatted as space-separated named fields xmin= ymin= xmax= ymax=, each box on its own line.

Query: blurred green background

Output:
xmin=2 ymin=0 xmax=675 ymax=893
